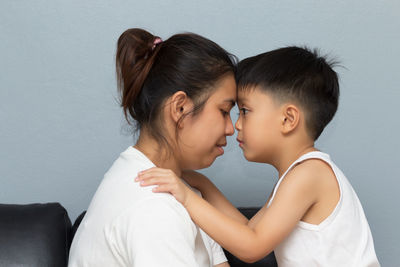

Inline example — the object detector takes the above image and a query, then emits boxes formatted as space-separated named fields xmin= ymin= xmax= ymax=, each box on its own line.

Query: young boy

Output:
xmin=137 ymin=46 xmax=380 ymax=266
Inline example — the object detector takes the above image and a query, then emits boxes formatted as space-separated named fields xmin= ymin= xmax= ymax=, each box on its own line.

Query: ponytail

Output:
xmin=116 ymin=28 xmax=162 ymax=123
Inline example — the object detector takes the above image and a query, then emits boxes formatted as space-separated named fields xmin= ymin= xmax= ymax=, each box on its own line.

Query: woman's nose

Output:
xmin=225 ymin=116 xmax=235 ymax=136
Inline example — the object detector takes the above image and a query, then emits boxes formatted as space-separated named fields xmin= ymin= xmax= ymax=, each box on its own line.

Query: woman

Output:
xmin=68 ymin=28 xmax=237 ymax=267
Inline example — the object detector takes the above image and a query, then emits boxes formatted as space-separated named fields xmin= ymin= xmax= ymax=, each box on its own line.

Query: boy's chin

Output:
xmin=243 ymin=151 xmax=264 ymax=163
xmin=243 ymin=151 xmax=255 ymax=162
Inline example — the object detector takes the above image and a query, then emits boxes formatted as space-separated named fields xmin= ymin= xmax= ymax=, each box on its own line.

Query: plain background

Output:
xmin=1 ymin=1 xmax=399 ymax=265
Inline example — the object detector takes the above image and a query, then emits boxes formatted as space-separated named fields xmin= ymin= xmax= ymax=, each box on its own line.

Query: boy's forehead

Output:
xmin=237 ymin=86 xmax=262 ymax=102
xmin=237 ymin=87 xmax=282 ymax=109
xmin=237 ymin=91 xmax=251 ymax=105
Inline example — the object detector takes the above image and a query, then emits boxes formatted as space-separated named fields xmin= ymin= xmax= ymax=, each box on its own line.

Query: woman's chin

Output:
xmin=188 ymin=150 xmax=223 ymax=170
xmin=199 ymin=156 xmax=218 ymax=169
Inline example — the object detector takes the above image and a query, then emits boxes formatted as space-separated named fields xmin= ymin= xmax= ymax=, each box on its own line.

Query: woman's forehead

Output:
xmin=209 ymin=75 xmax=237 ymax=103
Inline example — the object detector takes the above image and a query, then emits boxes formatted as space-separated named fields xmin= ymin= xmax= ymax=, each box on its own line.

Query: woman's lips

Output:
xmin=216 ymin=143 xmax=226 ymax=155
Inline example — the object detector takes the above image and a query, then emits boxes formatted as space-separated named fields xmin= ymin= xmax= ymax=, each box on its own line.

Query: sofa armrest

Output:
xmin=0 ymin=203 xmax=72 ymax=267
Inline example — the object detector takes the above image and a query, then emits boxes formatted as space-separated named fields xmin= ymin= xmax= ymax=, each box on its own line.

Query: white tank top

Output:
xmin=267 ymin=151 xmax=380 ymax=267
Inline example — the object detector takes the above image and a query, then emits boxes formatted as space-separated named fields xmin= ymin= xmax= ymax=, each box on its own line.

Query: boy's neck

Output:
xmin=274 ymin=143 xmax=317 ymax=178
xmin=134 ymin=131 xmax=182 ymax=177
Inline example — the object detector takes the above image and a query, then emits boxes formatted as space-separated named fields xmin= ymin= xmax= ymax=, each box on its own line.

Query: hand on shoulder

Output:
xmin=136 ymin=167 xmax=196 ymax=206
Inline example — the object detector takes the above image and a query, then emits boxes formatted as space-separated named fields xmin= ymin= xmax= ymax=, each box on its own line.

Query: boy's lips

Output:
xmin=236 ymin=138 xmax=244 ymax=147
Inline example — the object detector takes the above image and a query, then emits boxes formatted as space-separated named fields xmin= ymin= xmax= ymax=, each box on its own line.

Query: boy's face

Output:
xmin=235 ymin=87 xmax=283 ymax=163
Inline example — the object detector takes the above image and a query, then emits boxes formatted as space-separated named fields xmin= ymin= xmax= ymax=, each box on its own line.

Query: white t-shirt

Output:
xmin=267 ymin=151 xmax=380 ymax=267
xmin=68 ymin=146 xmax=227 ymax=267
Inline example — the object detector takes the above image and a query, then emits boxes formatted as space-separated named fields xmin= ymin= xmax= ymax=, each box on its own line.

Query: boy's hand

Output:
xmin=135 ymin=167 xmax=194 ymax=206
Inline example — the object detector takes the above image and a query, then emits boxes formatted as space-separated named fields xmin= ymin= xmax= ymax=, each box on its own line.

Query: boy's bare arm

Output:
xmin=181 ymin=164 xmax=319 ymax=262
xmin=247 ymin=202 xmax=268 ymax=228
xmin=182 ymin=170 xmax=248 ymax=224
xmin=215 ymin=262 xmax=230 ymax=267
xmin=183 ymin=169 xmax=272 ymax=229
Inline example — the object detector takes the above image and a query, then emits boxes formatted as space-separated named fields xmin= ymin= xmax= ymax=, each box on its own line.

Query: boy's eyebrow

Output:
xmin=236 ymin=97 xmax=247 ymax=105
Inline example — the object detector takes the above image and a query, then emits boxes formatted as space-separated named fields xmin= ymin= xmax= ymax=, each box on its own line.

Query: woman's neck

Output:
xmin=134 ymin=133 xmax=182 ymax=177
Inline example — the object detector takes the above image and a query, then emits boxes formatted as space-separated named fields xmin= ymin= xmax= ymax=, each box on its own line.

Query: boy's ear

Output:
xmin=168 ymin=91 xmax=192 ymax=128
xmin=281 ymin=104 xmax=300 ymax=134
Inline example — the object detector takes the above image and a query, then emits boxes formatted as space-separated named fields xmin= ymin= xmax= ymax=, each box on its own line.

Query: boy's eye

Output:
xmin=239 ymin=108 xmax=248 ymax=115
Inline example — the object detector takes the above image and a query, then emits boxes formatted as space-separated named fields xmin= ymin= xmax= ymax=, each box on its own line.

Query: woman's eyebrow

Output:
xmin=223 ymin=99 xmax=236 ymax=107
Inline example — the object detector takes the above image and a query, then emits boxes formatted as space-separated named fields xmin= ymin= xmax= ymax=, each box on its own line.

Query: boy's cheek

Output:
xmin=241 ymin=144 xmax=263 ymax=163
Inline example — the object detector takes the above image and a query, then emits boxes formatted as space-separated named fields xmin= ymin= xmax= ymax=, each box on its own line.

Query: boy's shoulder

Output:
xmin=288 ymin=157 xmax=335 ymax=182
xmin=281 ymin=157 xmax=337 ymax=197
xmin=297 ymin=156 xmax=333 ymax=172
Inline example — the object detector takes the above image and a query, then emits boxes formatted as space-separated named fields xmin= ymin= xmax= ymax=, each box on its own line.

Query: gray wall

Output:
xmin=1 ymin=1 xmax=399 ymax=265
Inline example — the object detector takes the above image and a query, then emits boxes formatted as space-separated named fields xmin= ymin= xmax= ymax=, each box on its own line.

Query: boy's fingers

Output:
xmin=138 ymin=169 xmax=169 ymax=179
xmin=152 ymin=184 xmax=171 ymax=193
xmin=141 ymin=167 xmax=169 ymax=174
xmin=140 ymin=167 xmax=176 ymax=177
xmin=137 ymin=171 xmax=163 ymax=180
xmin=137 ymin=171 xmax=178 ymax=181
xmin=139 ymin=177 xmax=166 ymax=186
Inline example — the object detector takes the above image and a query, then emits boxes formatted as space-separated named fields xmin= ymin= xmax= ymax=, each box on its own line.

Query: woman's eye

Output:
xmin=221 ymin=109 xmax=229 ymax=116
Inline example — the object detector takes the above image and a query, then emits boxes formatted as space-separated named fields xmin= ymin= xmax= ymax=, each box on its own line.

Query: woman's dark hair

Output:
xmin=116 ymin=28 xmax=236 ymax=148
xmin=236 ymin=46 xmax=339 ymax=140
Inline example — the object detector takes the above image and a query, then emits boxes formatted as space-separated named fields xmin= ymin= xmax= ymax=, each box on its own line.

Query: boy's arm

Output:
xmin=182 ymin=166 xmax=318 ymax=262
xmin=182 ymin=170 xmax=248 ymax=224
xmin=181 ymin=170 xmax=276 ymax=229
xmin=137 ymin=164 xmax=318 ymax=263
xmin=215 ymin=262 xmax=230 ymax=267
xmin=247 ymin=189 xmax=275 ymax=228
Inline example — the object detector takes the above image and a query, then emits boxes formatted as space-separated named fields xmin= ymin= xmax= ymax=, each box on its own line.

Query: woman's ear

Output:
xmin=281 ymin=104 xmax=300 ymax=134
xmin=168 ymin=91 xmax=192 ymax=127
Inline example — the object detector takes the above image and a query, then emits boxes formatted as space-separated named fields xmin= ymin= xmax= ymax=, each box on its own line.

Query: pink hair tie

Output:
xmin=152 ymin=37 xmax=163 ymax=50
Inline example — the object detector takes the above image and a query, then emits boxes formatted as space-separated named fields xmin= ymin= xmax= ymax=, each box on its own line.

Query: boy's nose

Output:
xmin=235 ymin=116 xmax=242 ymax=131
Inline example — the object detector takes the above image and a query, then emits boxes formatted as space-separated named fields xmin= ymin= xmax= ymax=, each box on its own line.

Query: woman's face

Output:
xmin=178 ymin=74 xmax=237 ymax=170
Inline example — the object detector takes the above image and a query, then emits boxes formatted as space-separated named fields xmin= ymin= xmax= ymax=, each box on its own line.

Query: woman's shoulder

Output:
xmin=104 ymin=146 xmax=155 ymax=179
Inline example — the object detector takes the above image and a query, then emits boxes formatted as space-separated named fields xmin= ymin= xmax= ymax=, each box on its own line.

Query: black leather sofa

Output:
xmin=0 ymin=203 xmax=277 ymax=267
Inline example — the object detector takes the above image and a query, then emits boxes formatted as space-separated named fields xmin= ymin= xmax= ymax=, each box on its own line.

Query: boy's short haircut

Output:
xmin=236 ymin=46 xmax=340 ymax=140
